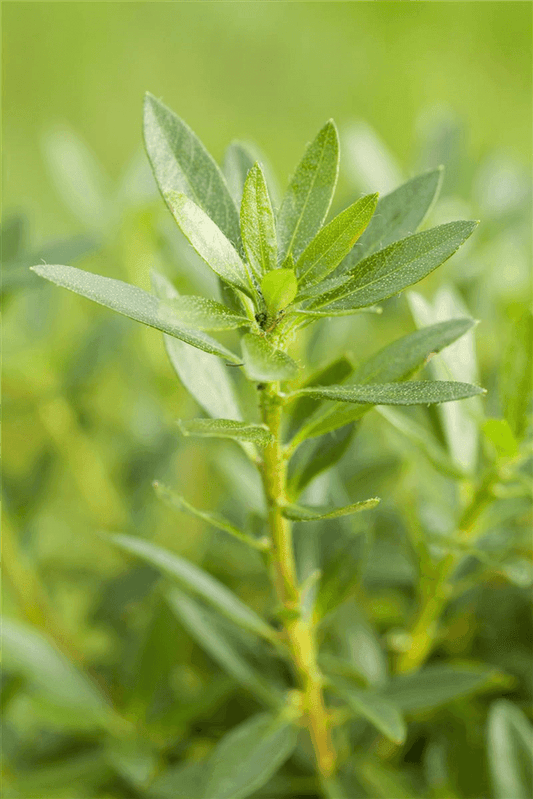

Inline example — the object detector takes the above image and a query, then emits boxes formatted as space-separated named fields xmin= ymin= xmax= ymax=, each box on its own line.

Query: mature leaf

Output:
xmin=291 ymin=381 xmax=484 ymax=406
xmin=340 ymin=167 xmax=444 ymax=270
xmin=241 ymin=163 xmax=277 ymax=278
xmin=167 ymin=296 xmax=249 ymax=330
xmin=285 ymin=356 xmax=354 ymax=438
xmin=487 ymin=700 xmax=533 ymax=799
xmin=110 ymin=534 xmax=276 ymax=643
xmin=306 ymin=221 xmax=478 ymax=312
xmin=165 ymin=191 xmax=254 ymax=296
xmin=282 ymin=498 xmax=379 ymax=522
xmin=355 ymin=755 xmax=417 ymax=799
xmin=31 ymin=264 xmax=241 ymax=363
xmin=148 ymin=761 xmax=206 ymax=799
xmin=287 ymin=424 xmax=356 ymax=497
xmin=177 ymin=418 xmax=273 ymax=447
xmin=223 ymin=141 xmax=257 ymax=206
xmin=296 ymin=194 xmax=378 ymax=288
xmin=143 ymin=93 xmax=241 ymax=247
xmin=203 ymin=713 xmax=298 ymax=799
xmin=332 ymin=679 xmax=406 ymax=744
xmin=277 ymin=121 xmax=339 ymax=262
xmin=500 ymin=310 xmax=533 ymax=440
xmin=261 ymin=269 xmax=298 ymax=316
xmin=242 ymin=333 xmax=299 ymax=382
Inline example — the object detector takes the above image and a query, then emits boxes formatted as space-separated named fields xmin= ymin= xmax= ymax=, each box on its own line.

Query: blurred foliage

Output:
xmin=2 ymin=3 xmax=532 ymax=798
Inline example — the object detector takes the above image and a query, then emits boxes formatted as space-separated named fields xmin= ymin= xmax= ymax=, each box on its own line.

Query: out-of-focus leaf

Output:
xmin=241 ymin=163 xmax=277 ymax=278
xmin=148 ymin=760 xmax=207 ymax=799
xmin=483 ymin=418 xmax=519 ymax=459
xmin=500 ymin=311 xmax=533 ymax=441
xmin=291 ymin=381 xmax=484 ymax=406
xmin=110 ymin=534 xmax=277 ymax=643
xmin=31 ymin=264 xmax=241 ymax=363
xmin=106 ymin=738 xmax=158 ymax=790
xmin=287 ymin=424 xmax=356 ymax=498
xmin=331 ymin=678 xmax=407 ymax=744
xmin=342 ymin=120 xmax=403 ymax=195
xmin=261 ymin=268 xmax=298 ymax=316
xmin=223 ymin=140 xmax=281 ymax=209
xmin=487 ymin=700 xmax=533 ymax=799
xmin=242 ymin=333 xmax=299 ymax=381
xmin=203 ymin=712 xmax=298 ymax=799
xmin=178 ymin=418 xmax=273 ymax=447
xmin=3 ymin=752 xmax=112 ymax=799
xmin=277 ymin=121 xmax=339 ymax=262
xmin=143 ymin=93 xmax=241 ymax=247
xmin=355 ymin=755 xmax=417 ymax=799
xmin=285 ymin=356 xmax=354 ymax=438
xmin=282 ymin=497 xmax=379 ymax=522
xmin=167 ymin=295 xmax=250 ymax=330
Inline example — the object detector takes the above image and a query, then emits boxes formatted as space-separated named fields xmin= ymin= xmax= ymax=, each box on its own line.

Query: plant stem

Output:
xmin=260 ymin=385 xmax=337 ymax=780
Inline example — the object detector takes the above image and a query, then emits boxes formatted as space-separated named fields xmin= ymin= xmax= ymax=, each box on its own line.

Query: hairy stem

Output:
xmin=260 ymin=385 xmax=337 ymax=780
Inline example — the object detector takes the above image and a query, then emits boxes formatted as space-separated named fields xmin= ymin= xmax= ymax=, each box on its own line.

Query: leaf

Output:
xmin=148 ymin=761 xmax=206 ymax=799
xmin=241 ymin=163 xmax=277 ymax=278
xmin=223 ymin=141 xmax=257 ymax=206
xmin=483 ymin=418 xmax=519 ymax=459
xmin=285 ymin=356 xmax=354 ymax=438
xmin=152 ymin=271 xmax=242 ymax=419
xmin=167 ymin=590 xmax=282 ymax=707
xmin=500 ymin=310 xmax=533 ymax=440
xmin=295 ymin=194 xmax=378 ymax=288
xmin=242 ymin=333 xmax=299 ymax=382
xmin=282 ymin=497 xmax=379 ymax=522
xmin=165 ymin=191 xmax=254 ymax=297
xmin=261 ymin=269 xmax=298 ymax=316
xmin=177 ymin=418 xmax=273 ymax=447
xmin=287 ymin=424 xmax=356 ymax=498
xmin=277 ymin=120 xmax=339 ymax=262
xmin=203 ymin=713 xmax=298 ymax=799
xmin=167 ymin=296 xmax=250 ymax=331
xmin=31 ymin=264 xmax=241 ymax=363
xmin=291 ymin=381 xmax=484 ymax=407
xmin=110 ymin=534 xmax=277 ymax=643
xmin=340 ymin=167 xmax=444 ymax=270
xmin=153 ymin=481 xmax=268 ymax=551
xmin=143 ymin=93 xmax=241 ymax=248
xmin=487 ymin=700 xmax=533 ymax=799
xmin=332 ymin=679 xmax=406 ymax=744
xmin=307 ymin=221 xmax=478 ymax=312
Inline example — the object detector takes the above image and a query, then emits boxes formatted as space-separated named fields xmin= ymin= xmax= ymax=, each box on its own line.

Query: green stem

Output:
xmin=260 ymin=385 xmax=337 ymax=780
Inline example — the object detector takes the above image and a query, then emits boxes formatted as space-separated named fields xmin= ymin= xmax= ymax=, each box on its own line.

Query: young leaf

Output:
xmin=203 ymin=713 xmax=298 ymax=799
xmin=241 ymin=163 xmax=277 ymax=278
xmin=295 ymin=193 xmax=378 ymax=288
xmin=164 ymin=191 xmax=255 ymax=297
xmin=242 ymin=333 xmax=298 ymax=382
xmin=487 ymin=700 xmax=533 ymax=799
xmin=306 ymin=221 xmax=478 ymax=312
xmin=261 ymin=269 xmax=298 ymax=316
xmin=287 ymin=424 xmax=356 ymax=497
xmin=331 ymin=679 xmax=407 ymax=745
xmin=167 ymin=296 xmax=250 ymax=331
xmin=32 ymin=264 xmax=241 ymax=363
xmin=291 ymin=381 xmax=484 ymax=406
xmin=110 ymin=534 xmax=277 ymax=643
xmin=177 ymin=418 xmax=273 ymax=447
xmin=277 ymin=121 xmax=339 ymax=262
xmin=143 ymin=93 xmax=241 ymax=248
xmin=282 ymin=497 xmax=379 ymax=522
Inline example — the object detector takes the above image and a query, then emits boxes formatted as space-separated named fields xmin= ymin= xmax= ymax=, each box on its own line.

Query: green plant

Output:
xmin=27 ymin=94 xmax=531 ymax=798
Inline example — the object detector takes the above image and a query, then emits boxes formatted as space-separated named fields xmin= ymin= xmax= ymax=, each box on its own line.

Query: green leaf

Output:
xmin=282 ymin=497 xmax=379 ymax=522
xmin=167 ymin=590 xmax=282 ymax=707
xmin=242 ymin=333 xmax=298 ymax=382
xmin=483 ymin=418 xmax=519 ymax=459
xmin=296 ymin=194 xmax=378 ymax=288
xmin=332 ymin=679 xmax=406 ymax=744
xmin=31 ymin=264 xmax=241 ymax=363
xmin=487 ymin=700 xmax=533 ymax=799
xmin=306 ymin=221 xmax=478 ymax=312
xmin=501 ymin=311 xmax=533 ymax=440
xmin=285 ymin=356 xmax=354 ymax=438
xmin=223 ymin=141 xmax=257 ymax=206
xmin=340 ymin=167 xmax=444 ymax=270
xmin=203 ymin=713 xmax=298 ymax=799
xmin=110 ymin=534 xmax=277 ymax=643
xmin=287 ymin=424 xmax=356 ymax=498
xmin=153 ymin=481 xmax=268 ymax=551
xmin=143 ymin=93 xmax=241 ymax=248
xmin=147 ymin=761 xmax=206 ymax=799
xmin=164 ymin=191 xmax=254 ymax=297
xmin=177 ymin=418 xmax=273 ymax=447
xmin=261 ymin=269 xmax=298 ymax=316
xmin=291 ymin=381 xmax=484 ymax=407
xmin=241 ymin=163 xmax=277 ymax=279
xmin=167 ymin=296 xmax=250 ymax=331
xmin=277 ymin=120 xmax=339 ymax=262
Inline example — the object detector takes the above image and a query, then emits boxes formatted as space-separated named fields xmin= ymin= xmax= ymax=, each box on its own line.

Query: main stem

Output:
xmin=260 ymin=385 xmax=337 ymax=780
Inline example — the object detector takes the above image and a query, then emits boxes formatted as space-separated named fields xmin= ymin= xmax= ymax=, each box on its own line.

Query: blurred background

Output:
xmin=3 ymin=3 xmax=532 ymax=798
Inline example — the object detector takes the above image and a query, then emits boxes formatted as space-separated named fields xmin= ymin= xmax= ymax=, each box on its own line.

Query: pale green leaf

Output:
xmin=31 ymin=264 xmax=241 ymax=363
xmin=291 ymin=381 xmax=484 ymax=406
xmin=143 ymin=93 xmax=241 ymax=247
xmin=177 ymin=418 xmax=273 ymax=447
xmin=487 ymin=700 xmax=533 ymax=799
xmin=277 ymin=121 xmax=339 ymax=262
xmin=167 ymin=295 xmax=250 ymax=331
xmin=282 ymin=497 xmax=379 ymax=522
xmin=203 ymin=713 xmax=298 ymax=799
xmin=241 ymin=163 xmax=277 ymax=278
xmin=223 ymin=140 xmax=281 ymax=209
xmin=483 ymin=418 xmax=519 ymax=459
xmin=261 ymin=269 xmax=298 ymax=316
xmin=500 ymin=311 xmax=533 ymax=440
xmin=242 ymin=333 xmax=298 ymax=382
xmin=296 ymin=193 xmax=378 ymax=288
xmin=332 ymin=679 xmax=407 ymax=744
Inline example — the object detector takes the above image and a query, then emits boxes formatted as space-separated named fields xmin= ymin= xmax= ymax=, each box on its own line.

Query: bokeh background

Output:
xmin=3 ymin=3 xmax=532 ymax=798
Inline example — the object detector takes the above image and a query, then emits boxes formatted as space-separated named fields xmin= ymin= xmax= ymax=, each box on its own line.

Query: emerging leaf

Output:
xmin=291 ymin=380 xmax=485 ymax=406
xmin=282 ymin=498 xmax=379 ymax=522
xmin=241 ymin=163 xmax=277 ymax=278
xmin=242 ymin=333 xmax=298 ymax=381
xmin=177 ymin=418 xmax=273 ymax=447
xmin=261 ymin=269 xmax=298 ymax=316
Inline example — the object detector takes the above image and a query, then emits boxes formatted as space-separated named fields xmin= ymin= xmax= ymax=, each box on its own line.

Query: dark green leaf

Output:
xmin=487 ymin=700 xmax=533 ymax=799
xmin=178 ymin=418 xmax=273 ymax=447
xmin=241 ymin=163 xmax=277 ymax=278
xmin=291 ymin=381 xmax=484 ymax=406
xmin=282 ymin=498 xmax=379 ymax=522
xmin=285 ymin=356 xmax=354 ymax=438
xmin=168 ymin=296 xmax=250 ymax=330
xmin=287 ymin=424 xmax=356 ymax=498
xmin=331 ymin=679 xmax=406 ymax=744
xmin=261 ymin=269 xmax=298 ymax=316
xmin=242 ymin=333 xmax=299 ymax=382
xmin=31 ymin=264 xmax=241 ymax=363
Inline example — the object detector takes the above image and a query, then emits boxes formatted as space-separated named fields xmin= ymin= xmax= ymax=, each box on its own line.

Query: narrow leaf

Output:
xmin=296 ymin=193 xmax=378 ymax=288
xmin=282 ymin=498 xmax=379 ymax=522
xmin=277 ymin=121 xmax=339 ymax=262
xmin=285 ymin=355 xmax=354 ymax=437
xmin=291 ymin=381 xmax=484 ymax=406
xmin=143 ymin=93 xmax=241 ymax=247
xmin=242 ymin=333 xmax=298 ymax=382
xmin=287 ymin=424 xmax=356 ymax=497
xmin=32 ymin=264 xmax=241 ymax=363
xmin=177 ymin=418 xmax=273 ymax=447
xmin=332 ymin=680 xmax=407 ymax=745
xmin=500 ymin=310 xmax=533 ymax=440
xmin=241 ymin=163 xmax=277 ymax=278
xmin=487 ymin=700 xmax=533 ymax=799
xmin=223 ymin=141 xmax=257 ymax=206
xmin=168 ymin=296 xmax=250 ymax=331
xmin=261 ymin=269 xmax=298 ymax=316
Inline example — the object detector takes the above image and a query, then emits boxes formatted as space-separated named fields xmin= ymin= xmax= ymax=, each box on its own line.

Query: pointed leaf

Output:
xmin=285 ymin=356 xmax=354 ymax=437
xmin=204 ymin=713 xmax=298 ymax=799
xmin=296 ymin=193 xmax=378 ymax=288
xmin=223 ymin=141 xmax=257 ymax=206
xmin=242 ymin=333 xmax=298 ymax=382
xmin=147 ymin=761 xmax=206 ymax=799
xmin=332 ymin=679 xmax=407 ymax=744
xmin=143 ymin=93 xmax=241 ymax=247
xmin=110 ymin=534 xmax=277 ymax=643
xmin=287 ymin=424 xmax=356 ymax=497
xmin=487 ymin=700 xmax=533 ymax=799
xmin=168 ymin=296 xmax=250 ymax=331
xmin=32 ymin=264 xmax=241 ymax=363
xmin=277 ymin=121 xmax=339 ymax=262
xmin=261 ymin=269 xmax=298 ymax=316
xmin=291 ymin=381 xmax=484 ymax=406
xmin=282 ymin=497 xmax=379 ymax=522
xmin=241 ymin=163 xmax=277 ymax=278
xmin=177 ymin=418 xmax=273 ymax=447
